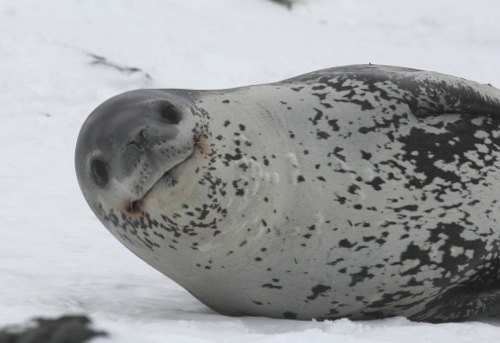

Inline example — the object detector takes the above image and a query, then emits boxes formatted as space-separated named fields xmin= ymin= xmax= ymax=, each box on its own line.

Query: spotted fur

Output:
xmin=75 ymin=65 xmax=500 ymax=322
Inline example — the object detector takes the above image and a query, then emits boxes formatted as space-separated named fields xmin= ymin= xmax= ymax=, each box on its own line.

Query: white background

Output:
xmin=1 ymin=0 xmax=500 ymax=341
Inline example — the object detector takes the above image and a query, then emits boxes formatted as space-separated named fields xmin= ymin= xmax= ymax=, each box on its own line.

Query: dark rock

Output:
xmin=0 ymin=315 xmax=108 ymax=343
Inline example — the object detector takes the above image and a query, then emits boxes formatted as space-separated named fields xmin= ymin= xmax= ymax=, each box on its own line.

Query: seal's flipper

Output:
xmin=411 ymin=282 xmax=500 ymax=323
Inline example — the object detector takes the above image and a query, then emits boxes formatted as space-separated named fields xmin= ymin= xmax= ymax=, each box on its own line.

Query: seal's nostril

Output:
xmin=127 ymin=129 xmax=149 ymax=151
xmin=127 ymin=141 xmax=145 ymax=151
xmin=139 ymin=129 xmax=149 ymax=145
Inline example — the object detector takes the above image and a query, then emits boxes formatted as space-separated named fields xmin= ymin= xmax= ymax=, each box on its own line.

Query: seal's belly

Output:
xmin=200 ymin=99 xmax=500 ymax=321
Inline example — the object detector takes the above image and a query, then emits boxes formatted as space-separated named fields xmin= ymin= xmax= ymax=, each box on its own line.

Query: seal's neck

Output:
xmin=142 ymin=88 xmax=293 ymax=282
xmin=193 ymin=90 xmax=291 ymax=247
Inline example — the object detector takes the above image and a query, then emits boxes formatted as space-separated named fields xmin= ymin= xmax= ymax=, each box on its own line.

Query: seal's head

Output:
xmin=75 ymin=86 xmax=291 ymax=316
xmin=75 ymin=89 xmax=206 ymax=221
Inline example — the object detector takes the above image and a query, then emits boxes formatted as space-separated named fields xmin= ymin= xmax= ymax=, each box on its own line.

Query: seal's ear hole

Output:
xmin=90 ymin=158 xmax=109 ymax=187
xmin=159 ymin=102 xmax=181 ymax=124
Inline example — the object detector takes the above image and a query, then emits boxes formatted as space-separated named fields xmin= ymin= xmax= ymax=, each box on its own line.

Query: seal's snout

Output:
xmin=118 ymin=104 xmax=184 ymax=169
xmin=121 ymin=100 xmax=183 ymax=154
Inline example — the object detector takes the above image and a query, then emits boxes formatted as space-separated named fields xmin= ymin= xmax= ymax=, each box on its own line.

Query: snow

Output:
xmin=1 ymin=0 xmax=500 ymax=341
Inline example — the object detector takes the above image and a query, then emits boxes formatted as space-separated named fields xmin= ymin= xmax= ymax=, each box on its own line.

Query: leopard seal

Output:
xmin=75 ymin=64 xmax=500 ymax=322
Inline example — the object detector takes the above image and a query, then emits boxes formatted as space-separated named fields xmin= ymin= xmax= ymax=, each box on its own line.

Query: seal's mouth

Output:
xmin=124 ymin=131 xmax=207 ymax=216
xmin=125 ymin=151 xmax=193 ymax=215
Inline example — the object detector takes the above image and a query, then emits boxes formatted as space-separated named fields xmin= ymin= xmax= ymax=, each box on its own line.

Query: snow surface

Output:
xmin=2 ymin=0 xmax=500 ymax=341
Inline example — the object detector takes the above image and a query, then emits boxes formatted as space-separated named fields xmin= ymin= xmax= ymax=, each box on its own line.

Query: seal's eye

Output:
xmin=91 ymin=158 xmax=109 ymax=187
xmin=159 ymin=102 xmax=181 ymax=124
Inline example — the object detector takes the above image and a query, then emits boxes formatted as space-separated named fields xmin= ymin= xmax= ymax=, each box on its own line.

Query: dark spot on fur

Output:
xmin=307 ymin=284 xmax=332 ymax=300
xmin=317 ymin=131 xmax=330 ymax=139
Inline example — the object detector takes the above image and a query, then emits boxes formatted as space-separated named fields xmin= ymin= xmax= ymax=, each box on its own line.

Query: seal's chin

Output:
xmin=125 ymin=151 xmax=194 ymax=215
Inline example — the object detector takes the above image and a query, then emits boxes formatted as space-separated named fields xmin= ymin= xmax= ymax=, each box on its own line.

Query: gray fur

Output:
xmin=75 ymin=65 xmax=500 ymax=322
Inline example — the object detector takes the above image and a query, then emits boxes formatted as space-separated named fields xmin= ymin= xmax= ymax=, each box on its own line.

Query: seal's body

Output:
xmin=75 ymin=65 xmax=500 ymax=322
